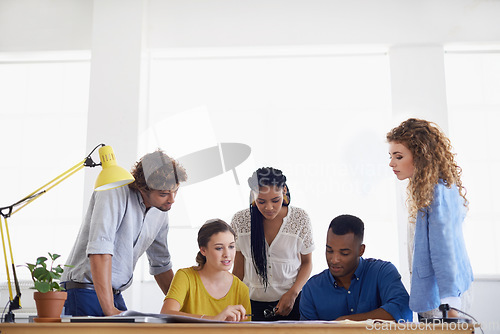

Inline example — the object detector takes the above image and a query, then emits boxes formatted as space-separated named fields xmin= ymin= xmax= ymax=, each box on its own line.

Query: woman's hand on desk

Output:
xmin=209 ymin=305 xmax=248 ymax=322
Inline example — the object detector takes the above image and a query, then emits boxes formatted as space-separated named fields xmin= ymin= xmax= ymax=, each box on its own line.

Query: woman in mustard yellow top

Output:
xmin=161 ymin=219 xmax=251 ymax=322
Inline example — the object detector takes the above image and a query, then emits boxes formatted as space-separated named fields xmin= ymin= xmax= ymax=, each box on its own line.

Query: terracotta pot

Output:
xmin=33 ymin=291 xmax=67 ymax=319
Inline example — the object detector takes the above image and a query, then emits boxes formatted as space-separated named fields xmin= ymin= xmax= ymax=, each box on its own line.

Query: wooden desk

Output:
xmin=0 ymin=321 xmax=476 ymax=334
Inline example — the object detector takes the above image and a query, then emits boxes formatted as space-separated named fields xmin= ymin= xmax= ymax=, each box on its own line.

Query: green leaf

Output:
xmin=32 ymin=267 xmax=51 ymax=280
xmin=36 ymin=257 xmax=48 ymax=265
xmin=50 ymin=271 xmax=61 ymax=280
xmin=34 ymin=281 xmax=51 ymax=293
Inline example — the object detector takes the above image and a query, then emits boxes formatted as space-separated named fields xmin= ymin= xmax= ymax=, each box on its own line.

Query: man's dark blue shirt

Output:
xmin=300 ymin=257 xmax=412 ymax=321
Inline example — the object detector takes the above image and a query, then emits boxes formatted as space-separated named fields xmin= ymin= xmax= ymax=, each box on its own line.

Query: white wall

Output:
xmin=0 ymin=0 xmax=92 ymax=51
xmin=2 ymin=0 xmax=500 ymax=52
xmin=148 ymin=0 xmax=500 ymax=47
xmin=0 ymin=1 xmax=499 ymax=330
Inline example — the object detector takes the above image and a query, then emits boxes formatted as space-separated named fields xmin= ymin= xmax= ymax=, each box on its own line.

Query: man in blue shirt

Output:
xmin=300 ymin=214 xmax=412 ymax=322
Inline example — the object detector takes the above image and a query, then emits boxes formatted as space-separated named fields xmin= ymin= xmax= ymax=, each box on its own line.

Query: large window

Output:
xmin=445 ymin=47 xmax=500 ymax=276
xmin=138 ymin=46 xmax=396 ymax=279
xmin=0 ymin=52 xmax=90 ymax=289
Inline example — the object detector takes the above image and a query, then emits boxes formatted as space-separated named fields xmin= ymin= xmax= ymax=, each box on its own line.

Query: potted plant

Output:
xmin=24 ymin=252 xmax=71 ymax=322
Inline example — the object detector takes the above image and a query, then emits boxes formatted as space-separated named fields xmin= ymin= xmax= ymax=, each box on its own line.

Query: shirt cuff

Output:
xmin=149 ymin=262 xmax=173 ymax=276
xmin=381 ymin=304 xmax=403 ymax=322
xmin=440 ymin=296 xmax=461 ymax=310
xmin=87 ymin=241 xmax=114 ymax=256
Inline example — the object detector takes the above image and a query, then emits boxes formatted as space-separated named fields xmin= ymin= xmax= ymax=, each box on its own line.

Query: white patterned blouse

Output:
xmin=231 ymin=206 xmax=315 ymax=302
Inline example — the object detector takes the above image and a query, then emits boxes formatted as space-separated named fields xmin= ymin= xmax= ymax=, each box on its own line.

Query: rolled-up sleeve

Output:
xmin=146 ymin=218 xmax=172 ymax=275
xmin=378 ymin=262 xmax=413 ymax=322
xmin=87 ymin=188 xmax=128 ymax=256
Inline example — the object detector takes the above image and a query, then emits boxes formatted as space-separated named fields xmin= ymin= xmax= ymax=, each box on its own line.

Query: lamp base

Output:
xmin=4 ymin=311 xmax=15 ymax=323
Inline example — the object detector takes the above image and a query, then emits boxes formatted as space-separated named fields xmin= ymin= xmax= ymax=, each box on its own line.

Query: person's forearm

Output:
xmin=89 ymin=254 xmax=120 ymax=315
xmin=289 ymin=254 xmax=313 ymax=295
xmin=336 ymin=308 xmax=394 ymax=321
xmin=161 ymin=299 xmax=200 ymax=318
xmin=162 ymin=308 xmax=206 ymax=319
xmin=154 ymin=269 xmax=174 ymax=295
xmin=232 ymin=251 xmax=245 ymax=281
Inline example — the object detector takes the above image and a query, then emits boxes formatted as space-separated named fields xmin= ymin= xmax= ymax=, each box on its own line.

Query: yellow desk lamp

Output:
xmin=0 ymin=143 xmax=134 ymax=322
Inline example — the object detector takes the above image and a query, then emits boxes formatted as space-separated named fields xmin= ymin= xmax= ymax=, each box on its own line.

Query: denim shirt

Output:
xmin=300 ymin=257 xmax=412 ymax=321
xmin=410 ymin=180 xmax=473 ymax=313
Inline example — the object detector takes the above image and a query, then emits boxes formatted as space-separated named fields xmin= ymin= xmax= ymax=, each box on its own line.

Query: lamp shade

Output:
xmin=94 ymin=145 xmax=135 ymax=191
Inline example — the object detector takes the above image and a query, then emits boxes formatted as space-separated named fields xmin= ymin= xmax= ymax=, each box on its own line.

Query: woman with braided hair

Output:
xmin=387 ymin=118 xmax=473 ymax=320
xmin=231 ymin=167 xmax=314 ymax=321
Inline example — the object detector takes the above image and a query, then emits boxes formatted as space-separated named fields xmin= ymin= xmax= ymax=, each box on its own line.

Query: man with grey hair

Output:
xmin=62 ymin=149 xmax=187 ymax=316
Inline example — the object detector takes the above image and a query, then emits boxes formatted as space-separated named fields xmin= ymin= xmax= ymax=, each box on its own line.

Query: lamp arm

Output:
xmin=0 ymin=216 xmax=22 ymax=323
xmin=0 ymin=143 xmax=106 ymax=322
xmin=0 ymin=217 xmax=18 ymax=305
xmin=0 ymin=143 xmax=105 ymax=219
xmin=0 ymin=159 xmax=85 ymax=219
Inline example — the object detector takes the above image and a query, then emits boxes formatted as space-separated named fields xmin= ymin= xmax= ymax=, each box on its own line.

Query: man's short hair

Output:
xmin=129 ymin=149 xmax=187 ymax=193
xmin=329 ymin=214 xmax=364 ymax=242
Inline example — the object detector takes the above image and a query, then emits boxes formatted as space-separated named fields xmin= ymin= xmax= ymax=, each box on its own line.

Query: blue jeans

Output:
xmin=63 ymin=288 xmax=127 ymax=316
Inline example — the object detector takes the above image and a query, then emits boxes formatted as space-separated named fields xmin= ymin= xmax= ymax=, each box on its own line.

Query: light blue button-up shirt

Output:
xmin=410 ymin=180 xmax=473 ymax=313
xmin=62 ymin=186 xmax=172 ymax=291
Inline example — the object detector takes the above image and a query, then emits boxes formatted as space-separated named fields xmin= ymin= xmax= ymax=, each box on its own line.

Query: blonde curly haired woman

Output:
xmin=387 ymin=118 xmax=473 ymax=320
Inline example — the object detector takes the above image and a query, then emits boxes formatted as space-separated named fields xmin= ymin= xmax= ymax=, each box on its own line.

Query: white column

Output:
xmin=388 ymin=45 xmax=449 ymax=294
xmin=389 ymin=45 xmax=449 ymax=132
xmin=83 ymin=0 xmax=147 ymax=311
xmin=84 ymin=0 xmax=147 ymax=199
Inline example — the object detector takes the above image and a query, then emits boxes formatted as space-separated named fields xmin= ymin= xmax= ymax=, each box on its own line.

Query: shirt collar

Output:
xmin=134 ymin=189 xmax=146 ymax=209
xmin=353 ymin=257 xmax=364 ymax=279
xmin=330 ymin=257 xmax=364 ymax=288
